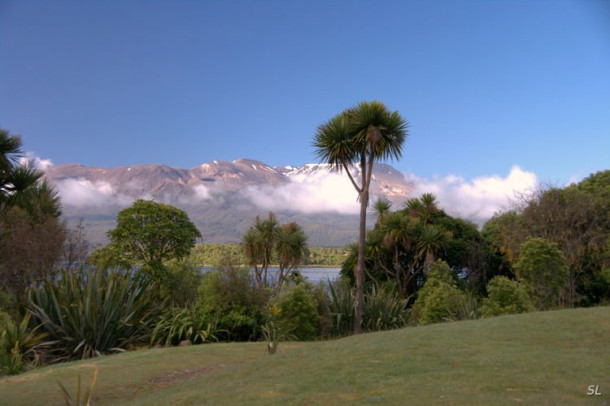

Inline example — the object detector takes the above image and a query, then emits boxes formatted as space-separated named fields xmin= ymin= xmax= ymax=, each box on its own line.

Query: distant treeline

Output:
xmin=189 ymin=243 xmax=349 ymax=267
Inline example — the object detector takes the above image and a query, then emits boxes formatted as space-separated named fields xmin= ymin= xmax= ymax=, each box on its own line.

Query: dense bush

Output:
xmin=481 ymin=276 xmax=533 ymax=317
xmin=197 ymin=266 xmax=269 ymax=341
xmin=325 ymin=278 xmax=410 ymax=335
xmin=158 ymin=260 xmax=202 ymax=307
xmin=363 ymin=284 xmax=409 ymax=331
xmin=271 ymin=284 xmax=320 ymax=341
xmin=414 ymin=261 xmax=467 ymax=325
xmin=151 ymin=306 xmax=218 ymax=346
xmin=28 ymin=267 xmax=159 ymax=361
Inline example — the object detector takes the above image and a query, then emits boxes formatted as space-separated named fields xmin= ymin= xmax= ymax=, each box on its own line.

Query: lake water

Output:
xmin=200 ymin=267 xmax=341 ymax=284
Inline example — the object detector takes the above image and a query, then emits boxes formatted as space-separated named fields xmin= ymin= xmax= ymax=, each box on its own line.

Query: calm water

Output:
xmin=200 ymin=267 xmax=341 ymax=284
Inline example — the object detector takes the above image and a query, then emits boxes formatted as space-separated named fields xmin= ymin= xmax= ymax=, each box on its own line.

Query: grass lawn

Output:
xmin=1 ymin=306 xmax=608 ymax=405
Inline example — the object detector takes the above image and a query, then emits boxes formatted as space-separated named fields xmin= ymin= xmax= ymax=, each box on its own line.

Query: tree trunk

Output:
xmin=354 ymin=160 xmax=369 ymax=334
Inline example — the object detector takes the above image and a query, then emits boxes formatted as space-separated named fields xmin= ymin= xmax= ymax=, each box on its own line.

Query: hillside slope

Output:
xmin=1 ymin=307 xmax=608 ymax=405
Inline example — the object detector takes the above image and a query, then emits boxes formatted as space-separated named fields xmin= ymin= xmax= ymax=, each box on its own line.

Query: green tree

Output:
xmin=0 ymin=130 xmax=65 ymax=305
xmin=105 ymin=199 xmax=201 ymax=279
xmin=414 ymin=261 xmax=466 ymax=325
xmin=481 ymin=276 xmax=532 ymax=317
xmin=314 ymin=101 xmax=407 ymax=334
xmin=276 ymin=222 xmax=308 ymax=289
xmin=243 ymin=212 xmax=279 ymax=287
xmin=513 ymin=237 xmax=569 ymax=310
xmin=242 ymin=213 xmax=308 ymax=290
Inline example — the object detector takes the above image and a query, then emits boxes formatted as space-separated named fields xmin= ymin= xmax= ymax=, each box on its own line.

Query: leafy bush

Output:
xmin=325 ymin=278 xmax=409 ymax=335
xmin=0 ymin=313 xmax=49 ymax=375
xmin=28 ymin=267 xmax=158 ymax=361
xmin=158 ymin=260 xmax=202 ymax=307
xmin=151 ymin=307 xmax=218 ymax=346
xmin=481 ymin=276 xmax=533 ymax=317
xmin=197 ymin=266 xmax=269 ymax=341
xmin=513 ymin=237 xmax=569 ymax=310
xmin=271 ymin=284 xmax=320 ymax=341
xmin=414 ymin=261 xmax=467 ymax=325
xmin=325 ymin=278 xmax=355 ymax=337
xmin=362 ymin=284 xmax=409 ymax=331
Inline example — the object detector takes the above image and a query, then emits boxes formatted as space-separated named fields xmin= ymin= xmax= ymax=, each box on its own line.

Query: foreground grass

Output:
xmin=1 ymin=307 xmax=608 ymax=405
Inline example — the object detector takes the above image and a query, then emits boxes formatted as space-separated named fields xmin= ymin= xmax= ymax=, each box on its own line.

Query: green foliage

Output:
xmin=243 ymin=213 xmax=308 ymax=289
xmin=56 ymin=369 xmax=98 ymax=406
xmin=150 ymin=307 xmax=218 ymax=346
xmin=157 ymin=260 xmax=201 ymax=307
xmin=325 ymin=278 xmax=355 ymax=337
xmin=414 ymin=261 xmax=467 ymax=325
xmin=513 ymin=237 xmax=569 ymax=310
xmin=28 ymin=268 xmax=158 ymax=361
xmin=106 ymin=199 xmax=201 ymax=271
xmin=0 ymin=313 xmax=49 ymax=375
xmin=271 ymin=284 xmax=320 ymax=341
xmin=362 ymin=284 xmax=409 ymax=331
xmin=481 ymin=276 xmax=532 ymax=317
xmin=197 ymin=266 xmax=269 ymax=341
xmin=324 ymin=278 xmax=410 ymax=335
xmin=189 ymin=244 xmax=244 ymax=267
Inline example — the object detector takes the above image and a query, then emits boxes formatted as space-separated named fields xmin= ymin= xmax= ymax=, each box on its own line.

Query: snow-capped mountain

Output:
xmin=44 ymin=159 xmax=412 ymax=246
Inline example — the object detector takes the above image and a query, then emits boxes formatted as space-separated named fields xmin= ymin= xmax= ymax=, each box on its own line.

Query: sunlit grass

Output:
xmin=1 ymin=307 xmax=608 ymax=405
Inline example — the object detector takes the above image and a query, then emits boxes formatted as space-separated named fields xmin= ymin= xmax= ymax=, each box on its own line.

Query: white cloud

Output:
xmin=19 ymin=152 xmax=53 ymax=171
xmin=54 ymin=178 xmax=134 ymax=208
xmin=243 ymin=171 xmax=360 ymax=215
xmin=406 ymin=165 xmax=538 ymax=226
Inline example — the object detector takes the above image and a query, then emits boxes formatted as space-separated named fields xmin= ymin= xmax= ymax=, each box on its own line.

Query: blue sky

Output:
xmin=1 ymin=0 xmax=609 ymax=187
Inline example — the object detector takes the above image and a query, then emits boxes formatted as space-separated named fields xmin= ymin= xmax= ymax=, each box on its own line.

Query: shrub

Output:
xmin=197 ymin=266 xmax=269 ymax=341
xmin=325 ymin=278 xmax=410 ymax=335
xmin=158 ymin=260 xmax=202 ymax=307
xmin=362 ymin=284 xmax=409 ymax=331
xmin=150 ymin=306 xmax=218 ymax=346
xmin=28 ymin=267 xmax=158 ymax=361
xmin=513 ymin=237 xmax=568 ymax=310
xmin=271 ymin=284 xmax=320 ymax=341
xmin=481 ymin=276 xmax=533 ymax=317
xmin=414 ymin=261 xmax=467 ymax=325
xmin=325 ymin=278 xmax=355 ymax=337
xmin=0 ymin=313 xmax=49 ymax=375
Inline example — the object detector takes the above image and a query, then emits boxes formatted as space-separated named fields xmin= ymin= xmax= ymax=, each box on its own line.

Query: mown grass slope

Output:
xmin=1 ymin=307 xmax=608 ymax=405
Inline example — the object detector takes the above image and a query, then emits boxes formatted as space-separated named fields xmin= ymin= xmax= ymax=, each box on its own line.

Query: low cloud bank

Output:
xmin=243 ymin=171 xmax=360 ymax=215
xmin=406 ymin=165 xmax=538 ymax=226
xmin=54 ymin=178 xmax=134 ymax=208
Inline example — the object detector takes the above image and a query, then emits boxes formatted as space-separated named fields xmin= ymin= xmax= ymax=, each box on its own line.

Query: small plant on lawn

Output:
xmin=57 ymin=369 xmax=98 ymax=406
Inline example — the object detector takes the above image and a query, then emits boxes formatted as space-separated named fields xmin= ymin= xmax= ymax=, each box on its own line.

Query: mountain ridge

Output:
xmin=44 ymin=159 xmax=413 ymax=247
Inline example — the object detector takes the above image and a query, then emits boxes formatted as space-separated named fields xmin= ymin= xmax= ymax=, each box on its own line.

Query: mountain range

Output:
xmin=44 ymin=159 xmax=413 ymax=247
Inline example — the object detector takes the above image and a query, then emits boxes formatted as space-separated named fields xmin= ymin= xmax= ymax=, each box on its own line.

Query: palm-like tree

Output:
xmin=371 ymin=198 xmax=392 ymax=226
xmin=276 ymin=222 xmax=308 ymax=289
xmin=0 ymin=129 xmax=45 ymax=211
xmin=314 ymin=101 xmax=407 ymax=333
xmin=242 ymin=212 xmax=279 ymax=287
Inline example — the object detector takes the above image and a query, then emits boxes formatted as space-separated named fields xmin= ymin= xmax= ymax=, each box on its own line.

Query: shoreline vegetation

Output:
xmin=189 ymin=243 xmax=349 ymax=268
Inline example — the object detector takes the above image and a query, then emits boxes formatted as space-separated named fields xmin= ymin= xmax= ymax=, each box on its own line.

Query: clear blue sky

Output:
xmin=1 ymin=0 xmax=609 ymax=184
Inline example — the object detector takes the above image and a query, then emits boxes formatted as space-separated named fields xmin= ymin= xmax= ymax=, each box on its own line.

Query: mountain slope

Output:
xmin=44 ymin=159 xmax=412 ymax=246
